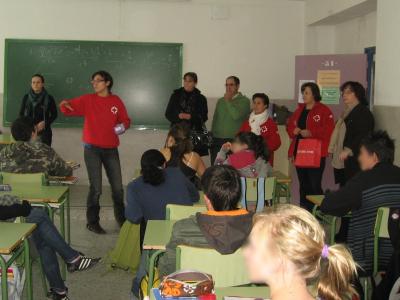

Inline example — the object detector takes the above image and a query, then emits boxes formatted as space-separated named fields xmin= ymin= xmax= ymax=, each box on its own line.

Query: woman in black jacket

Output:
xmin=339 ymin=81 xmax=374 ymax=182
xmin=19 ymin=74 xmax=58 ymax=146
xmin=165 ymin=72 xmax=208 ymax=156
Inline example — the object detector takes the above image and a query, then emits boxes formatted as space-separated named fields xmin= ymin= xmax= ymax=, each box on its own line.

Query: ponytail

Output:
xmin=254 ymin=135 xmax=270 ymax=163
xmin=165 ymin=123 xmax=193 ymax=167
xmin=318 ymin=244 xmax=358 ymax=300
xmin=140 ymin=149 xmax=166 ymax=186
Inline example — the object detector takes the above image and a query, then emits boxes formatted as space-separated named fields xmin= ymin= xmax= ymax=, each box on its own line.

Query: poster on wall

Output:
xmin=298 ymin=79 xmax=315 ymax=103
xmin=317 ymin=70 xmax=341 ymax=105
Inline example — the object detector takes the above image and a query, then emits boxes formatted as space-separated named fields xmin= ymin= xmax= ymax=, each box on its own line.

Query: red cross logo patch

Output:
xmin=111 ymin=106 xmax=118 ymax=115
xmin=313 ymin=114 xmax=321 ymax=122
xmin=260 ymin=126 xmax=268 ymax=134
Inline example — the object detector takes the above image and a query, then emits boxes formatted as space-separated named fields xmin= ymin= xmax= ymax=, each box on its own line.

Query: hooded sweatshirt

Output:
xmin=158 ymin=209 xmax=253 ymax=277
xmin=0 ymin=141 xmax=72 ymax=177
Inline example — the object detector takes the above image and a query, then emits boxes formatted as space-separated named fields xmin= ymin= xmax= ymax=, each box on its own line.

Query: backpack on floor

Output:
xmin=0 ymin=255 xmax=24 ymax=300
xmin=372 ymin=208 xmax=400 ymax=300
xmin=105 ymin=220 xmax=141 ymax=273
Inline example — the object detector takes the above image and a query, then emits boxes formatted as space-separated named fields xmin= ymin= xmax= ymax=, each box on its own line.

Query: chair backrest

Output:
xmin=373 ymin=207 xmax=391 ymax=275
xmin=0 ymin=172 xmax=47 ymax=185
xmin=240 ymin=177 xmax=277 ymax=212
xmin=166 ymin=204 xmax=206 ymax=220
xmin=176 ymin=245 xmax=250 ymax=287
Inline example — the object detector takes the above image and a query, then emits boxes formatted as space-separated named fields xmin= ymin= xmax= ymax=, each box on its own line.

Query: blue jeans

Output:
xmin=84 ymin=144 xmax=125 ymax=225
xmin=27 ymin=208 xmax=79 ymax=292
xmin=131 ymin=251 xmax=149 ymax=297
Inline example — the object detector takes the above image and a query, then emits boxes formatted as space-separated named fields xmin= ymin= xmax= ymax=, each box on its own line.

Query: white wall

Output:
xmin=334 ymin=11 xmax=376 ymax=54
xmin=0 ymin=0 xmax=305 ymax=100
xmin=374 ymin=0 xmax=400 ymax=107
xmin=0 ymin=0 xmax=305 ymax=184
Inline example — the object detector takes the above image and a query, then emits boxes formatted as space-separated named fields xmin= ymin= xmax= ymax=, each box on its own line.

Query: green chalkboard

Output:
xmin=3 ymin=39 xmax=183 ymax=129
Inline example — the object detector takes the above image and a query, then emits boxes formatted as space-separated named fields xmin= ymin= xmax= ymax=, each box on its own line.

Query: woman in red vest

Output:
xmin=287 ymin=82 xmax=334 ymax=211
xmin=239 ymin=93 xmax=281 ymax=166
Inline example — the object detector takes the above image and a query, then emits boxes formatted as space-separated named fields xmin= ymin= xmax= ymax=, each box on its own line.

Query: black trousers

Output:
xmin=296 ymin=157 xmax=326 ymax=212
xmin=39 ymin=128 xmax=53 ymax=146
xmin=83 ymin=144 xmax=125 ymax=225
xmin=210 ymin=137 xmax=232 ymax=165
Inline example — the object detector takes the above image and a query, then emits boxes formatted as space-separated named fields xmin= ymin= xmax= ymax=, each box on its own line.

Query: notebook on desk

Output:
xmin=48 ymin=176 xmax=78 ymax=185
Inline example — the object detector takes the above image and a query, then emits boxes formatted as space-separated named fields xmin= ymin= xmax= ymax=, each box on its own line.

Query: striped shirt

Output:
xmin=321 ymin=163 xmax=400 ymax=274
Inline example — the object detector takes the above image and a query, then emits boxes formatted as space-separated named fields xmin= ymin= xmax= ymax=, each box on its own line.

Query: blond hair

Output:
xmin=252 ymin=205 xmax=358 ymax=300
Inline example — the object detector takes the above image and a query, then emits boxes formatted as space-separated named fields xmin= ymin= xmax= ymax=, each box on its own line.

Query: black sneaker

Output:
xmin=86 ymin=223 xmax=106 ymax=234
xmin=48 ymin=289 xmax=70 ymax=300
xmin=67 ymin=255 xmax=100 ymax=273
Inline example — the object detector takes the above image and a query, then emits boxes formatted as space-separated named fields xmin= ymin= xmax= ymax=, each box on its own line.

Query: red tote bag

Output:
xmin=294 ymin=139 xmax=322 ymax=168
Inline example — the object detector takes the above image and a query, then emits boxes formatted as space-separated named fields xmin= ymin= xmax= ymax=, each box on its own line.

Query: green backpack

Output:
xmin=106 ymin=220 xmax=141 ymax=273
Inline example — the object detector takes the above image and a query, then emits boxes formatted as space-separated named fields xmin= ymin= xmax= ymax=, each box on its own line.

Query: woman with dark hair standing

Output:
xmin=239 ymin=93 xmax=281 ymax=166
xmin=60 ymin=70 xmax=131 ymax=234
xmin=20 ymin=74 xmax=58 ymax=146
xmin=165 ymin=72 xmax=209 ymax=156
xmin=287 ymin=82 xmax=334 ymax=211
xmin=161 ymin=123 xmax=206 ymax=188
xmin=328 ymin=81 xmax=374 ymax=242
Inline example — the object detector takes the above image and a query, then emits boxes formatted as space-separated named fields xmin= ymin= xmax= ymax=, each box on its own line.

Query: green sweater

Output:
xmin=211 ymin=93 xmax=250 ymax=139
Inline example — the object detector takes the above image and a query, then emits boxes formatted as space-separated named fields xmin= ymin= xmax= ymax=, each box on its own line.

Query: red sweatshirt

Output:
xmin=286 ymin=102 xmax=334 ymax=158
xmin=60 ymin=94 xmax=131 ymax=148
xmin=239 ymin=117 xmax=281 ymax=166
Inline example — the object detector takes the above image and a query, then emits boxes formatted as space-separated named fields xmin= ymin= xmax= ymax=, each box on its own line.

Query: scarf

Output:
xmin=249 ymin=110 xmax=269 ymax=135
xmin=329 ymin=104 xmax=355 ymax=169
xmin=24 ymin=88 xmax=50 ymax=122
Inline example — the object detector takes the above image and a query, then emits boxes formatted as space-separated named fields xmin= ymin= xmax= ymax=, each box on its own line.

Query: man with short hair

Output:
xmin=210 ymin=76 xmax=250 ymax=164
xmin=0 ymin=117 xmax=72 ymax=177
xmin=158 ymin=165 xmax=253 ymax=276
xmin=321 ymin=130 xmax=400 ymax=274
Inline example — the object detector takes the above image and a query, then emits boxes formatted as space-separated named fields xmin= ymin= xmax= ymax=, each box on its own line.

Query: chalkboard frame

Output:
xmin=3 ymin=38 xmax=183 ymax=130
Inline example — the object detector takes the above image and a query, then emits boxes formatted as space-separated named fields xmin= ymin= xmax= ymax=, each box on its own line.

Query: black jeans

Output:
xmin=296 ymin=157 xmax=326 ymax=212
xmin=27 ymin=208 xmax=79 ymax=293
xmin=210 ymin=137 xmax=232 ymax=165
xmin=84 ymin=144 xmax=125 ymax=225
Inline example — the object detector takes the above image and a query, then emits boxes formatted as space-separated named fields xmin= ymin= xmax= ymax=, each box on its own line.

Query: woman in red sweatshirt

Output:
xmin=239 ymin=93 xmax=281 ymax=166
xmin=60 ymin=70 xmax=131 ymax=234
xmin=286 ymin=82 xmax=334 ymax=211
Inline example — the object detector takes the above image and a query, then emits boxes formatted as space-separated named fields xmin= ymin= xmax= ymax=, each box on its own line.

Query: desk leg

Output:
xmin=59 ymin=202 xmax=67 ymax=280
xmin=0 ymin=255 xmax=8 ymax=300
xmin=24 ymin=238 xmax=33 ymax=300
xmin=66 ymin=191 xmax=71 ymax=245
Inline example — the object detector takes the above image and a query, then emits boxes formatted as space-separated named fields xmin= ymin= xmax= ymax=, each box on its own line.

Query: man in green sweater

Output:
xmin=210 ymin=76 xmax=250 ymax=164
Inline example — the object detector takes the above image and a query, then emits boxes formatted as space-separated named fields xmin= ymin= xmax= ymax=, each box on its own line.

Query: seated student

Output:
xmin=215 ymin=131 xmax=272 ymax=178
xmin=321 ymin=131 xmax=400 ymax=276
xmin=157 ymin=165 xmax=253 ymax=277
xmin=160 ymin=124 xmax=206 ymax=187
xmin=0 ymin=117 xmax=72 ymax=177
xmin=0 ymin=195 xmax=99 ymax=300
xmin=239 ymin=93 xmax=281 ymax=166
xmin=244 ymin=204 xmax=358 ymax=300
xmin=125 ymin=149 xmax=199 ymax=225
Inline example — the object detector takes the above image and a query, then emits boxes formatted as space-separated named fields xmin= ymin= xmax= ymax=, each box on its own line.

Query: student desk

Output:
xmin=0 ymin=222 xmax=36 ymax=300
xmin=143 ymin=220 xmax=176 ymax=294
xmin=272 ymin=170 xmax=292 ymax=203
xmin=0 ymin=133 xmax=14 ymax=145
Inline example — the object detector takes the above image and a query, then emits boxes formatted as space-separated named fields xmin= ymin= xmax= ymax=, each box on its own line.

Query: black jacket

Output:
xmin=165 ymin=87 xmax=208 ymax=130
xmin=19 ymin=93 xmax=58 ymax=130
xmin=343 ymin=103 xmax=374 ymax=179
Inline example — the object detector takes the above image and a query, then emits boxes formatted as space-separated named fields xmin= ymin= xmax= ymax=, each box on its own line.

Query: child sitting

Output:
xmin=214 ymin=131 xmax=272 ymax=178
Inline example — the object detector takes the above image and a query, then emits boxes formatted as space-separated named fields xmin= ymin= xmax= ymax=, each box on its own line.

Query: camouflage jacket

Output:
xmin=0 ymin=141 xmax=73 ymax=177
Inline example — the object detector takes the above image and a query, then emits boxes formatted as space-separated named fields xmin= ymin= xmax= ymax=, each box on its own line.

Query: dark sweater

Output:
xmin=321 ymin=163 xmax=400 ymax=273
xmin=125 ymin=167 xmax=199 ymax=224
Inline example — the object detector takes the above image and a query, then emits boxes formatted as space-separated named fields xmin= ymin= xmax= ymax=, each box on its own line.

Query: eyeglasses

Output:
xmin=91 ymin=79 xmax=105 ymax=84
xmin=225 ymin=83 xmax=237 ymax=87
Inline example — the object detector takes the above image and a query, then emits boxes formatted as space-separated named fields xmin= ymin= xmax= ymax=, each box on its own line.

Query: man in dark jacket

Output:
xmin=0 ymin=195 xmax=99 ymax=300
xmin=321 ymin=130 xmax=400 ymax=275
xmin=158 ymin=165 xmax=253 ymax=276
